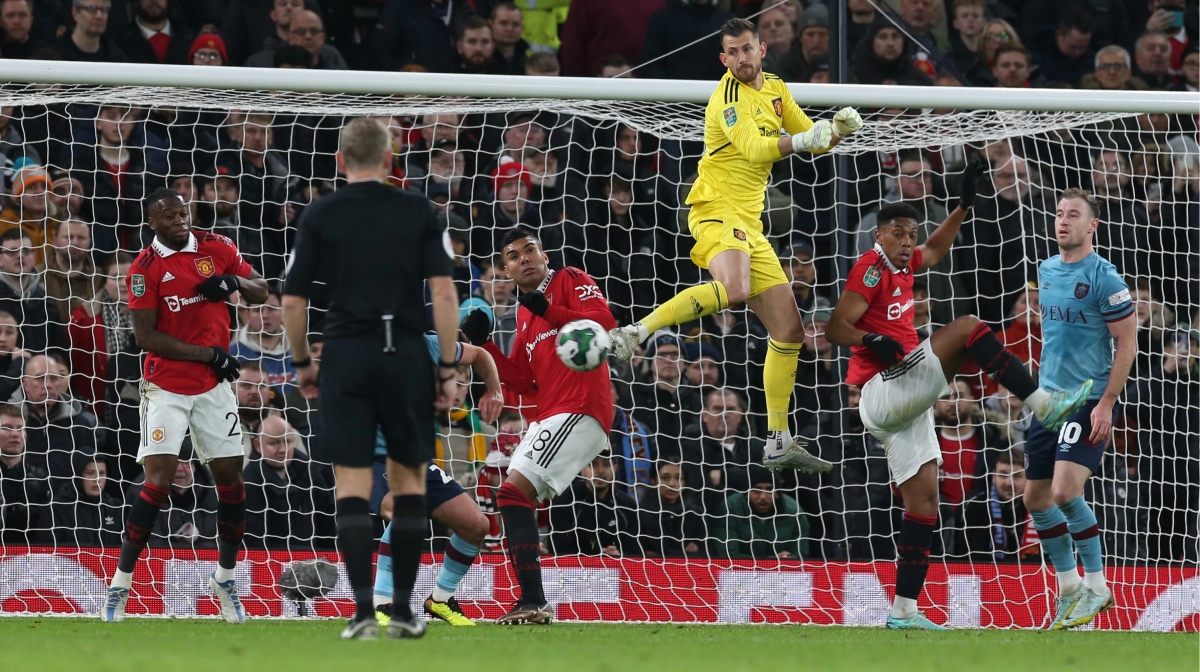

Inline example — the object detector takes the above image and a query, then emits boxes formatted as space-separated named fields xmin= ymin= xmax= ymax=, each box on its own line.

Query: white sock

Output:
xmin=373 ymin=594 xmax=390 ymax=608
xmin=214 ymin=565 xmax=236 ymax=583
xmin=1057 ymin=569 xmax=1082 ymax=596
xmin=110 ymin=570 xmax=133 ymax=590
xmin=1082 ymin=571 xmax=1107 ymax=594
xmin=1026 ymin=388 xmax=1051 ymax=418
xmin=431 ymin=585 xmax=455 ymax=603
xmin=890 ymin=596 xmax=918 ymax=618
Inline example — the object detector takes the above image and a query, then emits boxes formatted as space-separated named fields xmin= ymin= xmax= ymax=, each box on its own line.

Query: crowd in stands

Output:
xmin=0 ymin=0 xmax=1194 ymax=566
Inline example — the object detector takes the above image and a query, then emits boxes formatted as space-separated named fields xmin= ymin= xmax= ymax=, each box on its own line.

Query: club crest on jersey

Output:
xmin=724 ymin=106 xmax=737 ymax=127
xmin=772 ymin=97 xmax=783 ymax=117
xmin=131 ymin=274 xmax=145 ymax=297
xmin=1074 ymin=283 xmax=1090 ymax=299
xmin=863 ymin=265 xmax=882 ymax=288
xmin=195 ymin=257 xmax=215 ymax=277
xmin=732 ymin=228 xmax=747 ymax=241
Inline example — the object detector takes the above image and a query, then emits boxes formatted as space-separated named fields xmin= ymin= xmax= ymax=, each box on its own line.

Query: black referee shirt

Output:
xmin=283 ymin=181 xmax=453 ymax=340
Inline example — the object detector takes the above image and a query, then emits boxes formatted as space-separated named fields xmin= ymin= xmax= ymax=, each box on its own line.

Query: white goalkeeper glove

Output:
xmin=792 ymin=120 xmax=833 ymax=153
xmin=833 ymin=106 xmax=863 ymax=138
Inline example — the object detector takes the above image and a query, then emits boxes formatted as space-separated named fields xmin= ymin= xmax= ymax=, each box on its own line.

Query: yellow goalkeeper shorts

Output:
xmin=687 ymin=198 xmax=788 ymax=299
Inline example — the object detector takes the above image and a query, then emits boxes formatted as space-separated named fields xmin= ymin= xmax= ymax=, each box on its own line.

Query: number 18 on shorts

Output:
xmin=137 ymin=381 xmax=246 ymax=464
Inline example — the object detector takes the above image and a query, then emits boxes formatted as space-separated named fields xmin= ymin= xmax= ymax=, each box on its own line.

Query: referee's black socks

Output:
xmin=335 ymin=497 xmax=377 ymax=621
xmin=389 ymin=494 xmax=427 ymax=621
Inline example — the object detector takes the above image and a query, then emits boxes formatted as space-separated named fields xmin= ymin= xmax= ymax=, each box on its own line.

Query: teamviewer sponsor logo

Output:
xmin=163 ymin=294 xmax=206 ymax=312
xmin=525 ymin=328 xmax=559 ymax=358
xmin=886 ymin=298 xmax=914 ymax=320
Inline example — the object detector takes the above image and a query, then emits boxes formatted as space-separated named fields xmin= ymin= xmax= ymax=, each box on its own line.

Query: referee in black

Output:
xmin=282 ymin=117 xmax=459 ymax=641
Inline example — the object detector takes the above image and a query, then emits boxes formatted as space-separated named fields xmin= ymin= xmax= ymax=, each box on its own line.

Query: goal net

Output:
xmin=0 ymin=66 xmax=1195 ymax=629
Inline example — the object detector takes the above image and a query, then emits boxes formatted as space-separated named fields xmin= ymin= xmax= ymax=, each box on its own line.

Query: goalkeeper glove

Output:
xmin=862 ymin=333 xmax=906 ymax=368
xmin=460 ymin=308 xmax=493 ymax=346
xmin=957 ymin=159 xmax=988 ymax=211
xmin=209 ymin=347 xmax=241 ymax=383
xmin=792 ymin=120 xmax=833 ymax=153
xmin=833 ymin=107 xmax=863 ymax=138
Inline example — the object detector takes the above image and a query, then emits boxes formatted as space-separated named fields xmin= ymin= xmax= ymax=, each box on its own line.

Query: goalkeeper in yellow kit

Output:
xmin=609 ymin=18 xmax=862 ymax=473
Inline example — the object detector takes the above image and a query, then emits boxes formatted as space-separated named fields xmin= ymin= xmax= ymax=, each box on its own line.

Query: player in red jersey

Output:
xmin=826 ymin=162 xmax=1092 ymax=630
xmin=101 ymin=188 xmax=270 ymax=624
xmin=458 ymin=226 xmax=616 ymax=625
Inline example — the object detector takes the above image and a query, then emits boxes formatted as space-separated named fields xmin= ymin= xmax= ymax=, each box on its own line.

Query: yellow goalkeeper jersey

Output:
xmin=686 ymin=70 xmax=815 ymax=215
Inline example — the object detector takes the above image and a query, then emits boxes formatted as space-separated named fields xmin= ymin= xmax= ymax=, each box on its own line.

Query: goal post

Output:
xmin=0 ymin=60 xmax=1194 ymax=629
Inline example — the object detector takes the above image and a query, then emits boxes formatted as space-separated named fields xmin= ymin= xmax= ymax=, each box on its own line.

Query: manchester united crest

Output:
xmin=195 ymin=256 xmax=215 ymax=277
xmin=732 ymin=229 xmax=747 ymax=241
xmin=150 ymin=427 xmax=165 ymax=443
xmin=772 ymin=97 xmax=783 ymax=117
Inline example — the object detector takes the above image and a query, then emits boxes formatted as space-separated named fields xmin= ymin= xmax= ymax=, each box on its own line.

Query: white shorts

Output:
xmin=509 ymin=413 xmax=608 ymax=501
xmin=858 ymin=339 xmax=949 ymax=486
xmin=137 ymin=381 xmax=245 ymax=464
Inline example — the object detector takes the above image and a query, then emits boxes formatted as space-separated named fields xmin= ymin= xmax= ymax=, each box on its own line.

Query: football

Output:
xmin=556 ymin=319 xmax=611 ymax=372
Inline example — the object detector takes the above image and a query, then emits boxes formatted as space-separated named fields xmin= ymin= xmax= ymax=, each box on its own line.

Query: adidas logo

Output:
xmin=524 ymin=450 xmax=534 ymax=459
xmin=892 ymin=287 xmax=901 ymax=297
xmin=162 ymin=272 xmax=176 ymax=282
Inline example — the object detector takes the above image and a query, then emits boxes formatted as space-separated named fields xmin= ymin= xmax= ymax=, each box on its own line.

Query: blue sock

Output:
xmin=373 ymin=522 xmax=393 ymax=602
xmin=433 ymin=533 xmax=479 ymax=601
xmin=1059 ymin=495 xmax=1103 ymax=574
xmin=1030 ymin=506 xmax=1077 ymax=573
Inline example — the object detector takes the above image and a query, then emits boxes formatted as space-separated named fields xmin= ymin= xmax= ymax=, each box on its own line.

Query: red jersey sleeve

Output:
xmin=909 ymin=247 xmax=923 ymax=274
xmin=127 ymin=256 xmax=160 ymax=311
xmin=484 ymin=314 xmax=535 ymax=394
xmin=843 ymin=253 xmax=884 ymax=302
xmin=543 ymin=268 xmax=617 ymax=330
xmin=218 ymin=235 xmax=254 ymax=278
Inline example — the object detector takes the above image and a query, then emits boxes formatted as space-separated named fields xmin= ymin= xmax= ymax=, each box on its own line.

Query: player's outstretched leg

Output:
xmin=103 ymin=456 xmax=175 ymax=622
xmin=495 ymin=476 xmax=553 ymax=625
xmin=886 ymin=462 xmax=948 ymax=631
xmin=424 ymin=494 xmax=488 ymax=626
xmin=209 ymin=458 xmax=248 ymax=624
xmin=609 ymin=281 xmax=729 ymax=360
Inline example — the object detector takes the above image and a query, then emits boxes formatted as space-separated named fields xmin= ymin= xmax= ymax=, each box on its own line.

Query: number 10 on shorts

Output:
xmin=1057 ymin=421 xmax=1082 ymax=449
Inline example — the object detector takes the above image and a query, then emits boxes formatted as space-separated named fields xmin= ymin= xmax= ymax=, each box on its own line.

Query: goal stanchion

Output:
xmin=0 ymin=62 xmax=1194 ymax=628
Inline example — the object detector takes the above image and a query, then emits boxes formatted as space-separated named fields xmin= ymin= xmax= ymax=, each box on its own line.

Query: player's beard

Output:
xmin=731 ymin=61 xmax=761 ymax=84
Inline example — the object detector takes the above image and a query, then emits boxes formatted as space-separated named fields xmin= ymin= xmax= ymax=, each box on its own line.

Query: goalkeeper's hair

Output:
xmin=876 ymin=202 xmax=921 ymax=228
xmin=499 ymin=226 xmax=540 ymax=251
xmin=720 ymin=18 xmax=758 ymax=43
xmin=1058 ymin=187 xmax=1098 ymax=219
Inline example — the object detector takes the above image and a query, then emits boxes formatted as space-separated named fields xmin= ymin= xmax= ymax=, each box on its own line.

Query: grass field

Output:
xmin=3 ymin=619 xmax=1196 ymax=672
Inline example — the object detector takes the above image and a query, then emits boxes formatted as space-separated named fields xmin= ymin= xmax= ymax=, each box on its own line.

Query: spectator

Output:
xmin=118 ymin=0 xmax=195 ymax=65
xmin=682 ymin=342 xmax=722 ymax=390
xmin=235 ymin=0 xmax=301 ymax=66
xmin=1090 ymin=149 xmax=1151 ymax=278
xmin=0 ymin=229 xmax=68 ymax=353
xmin=559 ymin=0 xmax=665 ymax=78
xmin=229 ymin=287 xmax=295 ymax=392
xmin=969 ymin=155 xmax=1044 ymax=324
xmin=246 ymin=8 xmax=346 ymax=70
xmin=51 ymin=454 xmax=122 ymax=546
xmin=0 ymin=402 xmax=50 ymax=544
xmin=489 ymin=2 xmax=528 ymax=76
xmin=983 ymin=384 xmax=1033 ymax=446
xmin=711 ymin=464 xmax=808 ymax=560
xmin=0 ymin=0 xmax=37 ymax=59
xmin=998 ymin=283 xmax=1042 ymax=377
xmin=912 ymin=282 xmax=933 ymax=338
xmin=853 ymin=18 xmax=934 ymax=86
xmin=367 ymin=0 xmax=476 ymax=73
xmin=0 ymin=309 xmax=23 ymax=384
xmin=188 ymin=29 xmax=227 ymax=66
xmin=72 ymin=105 xmax=161 ymax=253
xmin=609 ymin=380 xmax=655 ymax=498
xmin=455 ymin=15 xmax=496 ymax=74
xmin=957 ymin=448 xmax=1033 ymax=562
xmin=783 ymin=243 xmax=828 ymax=315
xmin=795 ymin=309 xmax=839 ymax=424
xmin=1133 ymin=30 xmax=1176 ymax=88
xmin=548 ymin=450 xmax=640 ymax=557
xmin=1082 ymin=44 xmax=1150 ymax=90
xmin=637 ymin=460 xmax=706 ymax=558
xmin=129 ymin=458 xmax=218 ymax=549
xmin=968 ymin=18 xmax=1021 ymax=86
xmin=475 ymin=163 xmax=539 ymax=256
xmin=934 ymin=378 xmax=1007 ymax=510
xmin=47 ymin=169 xmax=85 ymax=222
xmin=244 ymin=414 xmax=335 ymax=550
xmin=991 ymin=43 xmax=1039 ymax=88
xmin=0 ymin=161 xmax=59 ymax=263
xmin=524 ymin=51 xmax=559 ymax=77
xmin=435 ymin=365 xmax=497 ymax=483
xmin=42 ymin=219 xmax=98 ymax=322
xmin=216 ymin=112 xmax=292 ymax=279
xmin=1036 ymin=12 xmax=1095 ymax=89
xmin=218 ymin=0 xmax=300 ymax=66
xmin=894 ymin=0 xmax=946 ymax=53
xmin=66 ymin=252 xmax=133 ymax=429
xmin=1171 ymin=43 xmax=1198 ymax=91
xmin=54 ymin=0 xmax=126 ymax=63
xmin=478 ymin=260 xmax=516 ymax=355
xmin=678 ymin=387 xmax=759 ymax=514
xmin=15 ymin=353 xmax=98 ymax=483
xmin=1145 ymin=0 xmax=1192 ymax=71
xmin=757 ymin=7 xmax=794 ymax=76
xmin=200 ymin=168 xmax=241 ymax=243
xmin=631 ymin=333 xmax=702 ymax=460
xmin=598 ymin=54 xmax=634 ymax=78
xmin=846 ymin=0 xmax=878 ymax=47
xmin=948 ymin=0 xmax=986 ymax=75
xmin=578 ymin=174 xmax=658 ymax=324
xmin=779 ymin=4 xmax=830 ymax=82
xmin=0 ymin=110 xmax=39 ymax=171
xmin=235 ymin=360 xmax=274 ymax=461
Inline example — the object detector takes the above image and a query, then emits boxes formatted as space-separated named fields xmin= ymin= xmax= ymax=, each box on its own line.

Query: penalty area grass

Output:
xmin=1 ymin=618 xmax=1194 ymax=672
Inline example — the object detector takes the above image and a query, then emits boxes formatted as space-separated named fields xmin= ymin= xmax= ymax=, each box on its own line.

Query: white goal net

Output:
xmin=0 ymin=65 xmax=1195 ymax=629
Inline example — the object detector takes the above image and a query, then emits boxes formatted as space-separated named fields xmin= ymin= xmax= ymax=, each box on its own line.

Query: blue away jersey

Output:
xmin=373 ymin=334 xmax=463 ymax=457
xmin=1037 ymin=252 xmax=1134 ymax=397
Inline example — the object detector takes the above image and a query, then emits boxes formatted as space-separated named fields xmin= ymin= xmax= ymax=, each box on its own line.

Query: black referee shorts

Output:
xmin=316 ymin=336 xmax=434 ymax=469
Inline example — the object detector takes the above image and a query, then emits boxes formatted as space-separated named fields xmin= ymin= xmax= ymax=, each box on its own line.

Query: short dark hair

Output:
xmin=0 ymin=228 xmax=28 ymax=245
xmin=491 ymin=1 xmax=518 ymax=18
xmin=877 ymin=202 xmax=921 ymax=228
xmin=104 ymin=251 xmax=134 ymax=273
xmin=599 ymin=54 xmax=630 ymax=74
xmin=499 ymin=226 xmax=539 ymax=251
xmin=720 ymin=18 xmax=758 ymax=43
xmin=996 ymin=448 xmax=1025 ymax=468
xmin=144 ymin=187 xmax=182 ymax=214
xmin=912 ymin=280 xmax=928 ymax=295
xmin=993 ymin=42 xmax=1031 ymax=65
xmin=1058 ymin=10 xmax=1093 ymax=35
xmin=654 ymin=459 xmax=684 ymax=482
xmin=0 ymin=403 xmax=22 ymax=420
xmin=274 ymin=45 xmax=311 ymax=68
xmin=459 ymin=15 xmax=490 ymax=39
xmin=1058 ymin=187 xmax=1098 ymax=219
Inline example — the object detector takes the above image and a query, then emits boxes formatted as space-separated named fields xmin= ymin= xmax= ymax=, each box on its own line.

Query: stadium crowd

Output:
xmin=0 ymin=0 xmax=1195 ymax=567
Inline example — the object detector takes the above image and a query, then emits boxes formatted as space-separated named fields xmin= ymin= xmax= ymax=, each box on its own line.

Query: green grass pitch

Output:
xmin=3 ymin=618 xmax=1195 ymax=672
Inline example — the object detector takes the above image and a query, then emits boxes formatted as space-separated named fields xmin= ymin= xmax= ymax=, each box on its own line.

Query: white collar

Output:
xmin=152 ymin=233 xmax=197 ymax=257
xmin=873 ymin=243 xmax=907 ymax=274
xmin=137 ymin=17 xmax=171 ymax=40
xmin=535 ymin=268 xmax=555 ymax=293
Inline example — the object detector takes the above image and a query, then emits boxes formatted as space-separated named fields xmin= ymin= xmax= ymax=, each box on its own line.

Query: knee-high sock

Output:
xmin=1059 ymin=495 xmax=1105 ymax=590
xmin=1031 ymin=505 xmax=1081 ymax=594
xmin=638 ymin=281 xmax=728 ymax=336
xmin=496 ymin=481 xmax=546 ymax=605
xmin=115 ymin=482 xmax=170 ymax=582
xmin=336 ymin=497 xmax=378 ymax=620
xmin=373 ymin=522 xmax=394 ymax=605
xmin=965 ymin=322 xmax=1046 ymax=410
xmin=433 ymin=533 xmax=480 ymax=602
xmin=390 ymin=494 xmax=427 ymax=620
xmin=764 ymin=339 xmax=803 ymax=432
xmin=892 ymin=512 xmax=937 ymax=618
xmin=215 ymin=483 xmax=245 ymax=581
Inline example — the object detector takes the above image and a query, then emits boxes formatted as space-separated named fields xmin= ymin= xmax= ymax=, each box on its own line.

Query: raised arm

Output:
xmin=918 ymin=160 xmax=987 ymax=270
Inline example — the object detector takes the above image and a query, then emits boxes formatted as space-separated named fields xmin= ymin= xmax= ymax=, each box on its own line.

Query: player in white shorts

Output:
xmin=458 ymin=226 xmax=616 ymax=625
xmin=827 ymin=163 xmax=1092 ymax=630
xmin=101 ymin=189 xmax=270 ymax=624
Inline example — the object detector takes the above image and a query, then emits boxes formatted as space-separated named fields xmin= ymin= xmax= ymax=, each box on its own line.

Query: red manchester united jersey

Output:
xmin=128 ymin=232 xmax=253 ymax=395
xmin=844 ymin=244 xmax=923 ymax=387
xmin=485 ymin=268 xmax=617 ymax=432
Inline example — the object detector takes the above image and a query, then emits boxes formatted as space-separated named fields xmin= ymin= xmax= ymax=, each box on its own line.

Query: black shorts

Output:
xmin=316 ymin=336 xmax=434 ymax=468
xmin=370 ymin=460 xmax=465 ymax=513
xmin=1025 ymin=398 xmax=1115 ymax=481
